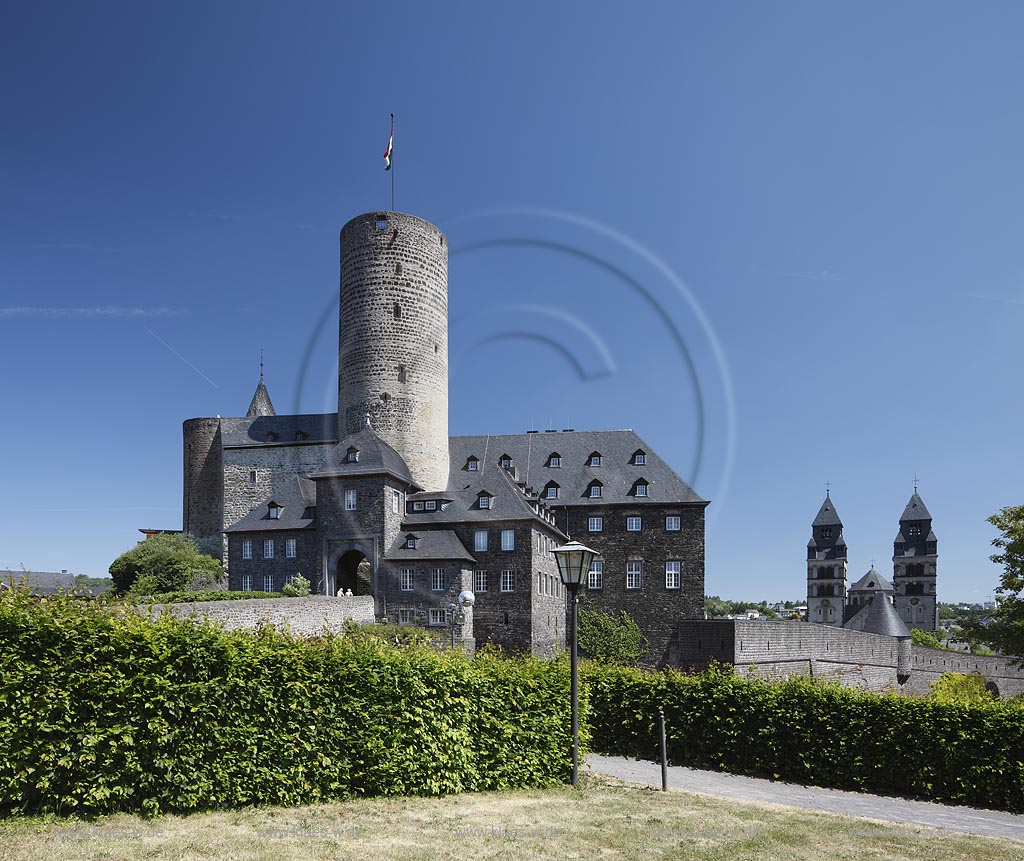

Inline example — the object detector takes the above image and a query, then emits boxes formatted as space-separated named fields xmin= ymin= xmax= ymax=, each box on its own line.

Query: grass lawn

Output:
xmin=0 ymin=777 xmax=1018 ymax=861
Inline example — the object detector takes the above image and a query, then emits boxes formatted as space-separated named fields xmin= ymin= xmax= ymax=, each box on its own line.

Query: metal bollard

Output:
xmin=659 ymin=709 xmax=668 ymax=791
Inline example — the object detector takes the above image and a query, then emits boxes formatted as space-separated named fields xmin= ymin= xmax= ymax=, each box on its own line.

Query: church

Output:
xmin=182 ymin=211 xmax=707 ymax=661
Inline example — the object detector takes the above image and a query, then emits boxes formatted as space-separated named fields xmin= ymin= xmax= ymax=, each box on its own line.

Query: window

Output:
xmin=375 ymin=214 xmax=388 ymax=231
xmin=268 ymin=504 xmax=280 ymax=520
xmin=413 ymin=501 xmax=424 ymax=511
xmin=501 ymin=570 xmax=514 ymax=592
xmin=500 ymin=455 xmax=512 ymax=469
xmin=589 ymin=483 xmax=603 ymax=498
xmin=632 ymin=450 xmax=646 ymax=465
xmin=345 ymin=447 xmax=360 ymax=463
xmin=285 ymin=574 xmax=296 ymax=586
xmin=474 ymin=570 xmax=488 ymax=593
xmin=474 ymin=530 xmax=488 ymax=552
xmin=588 ymin=560 xmax=603 ymax=590
xmin=398 ymin=608 xmax=414 ymax=624
xmin=538 ymin=572 xmax=544 ymax=595
xmin=626 ymin=560 xmax=643 ymax=590
xmin=545 ymin=482 xmax=559 ymax=499
xmin=548 ymin=453 xmax=561 ymax=468
xmin=626 ymin=516 xmax=642 ymax=532
xmin=266 ymin=432 xmax=277 ymax=442
xmin=909 ymin=525 xmax=922 ymax=537
xmin=397 ymin=364 xmax=407 ymax=383
xmin=241 ymin=539 xmax=252 ymax=560
xmin=665 ymin=561 xmax=681 ymax=590
xmin=405 ymin=535 xmax=416 ymax=549
xmin=263 ymin=574 xmax=274 ymax=593
xmin=263 ymin=539 xmax=274 ymax=559
xmin=479 ymin=494 xmax=491 ymax=509
xmin=428 ymin=608 xmax=446 ymax=626
xmin=634 ymin=482 xmax=648 ymax=497
xmin=285 ymin=538 xmax=296 ymax=558
xmin=241 ymin=574 xmax=252 ymax=592
xmin=400 ymin=568 xmax=414 ymax=591
xmin=665 ymin=516 xmax=681 ymax=531
xmin=391 ymin=489 xmax=401 ymax=514
xmin=588 ymin=516 xmax=603 ymax=532
xmin=344 ymin=489 xmax=357 ymax=511
xmin=249 ymin=470 xmax=257 ymax=485
xmin=589 ymin=453 xmax=602 ymax=467
xmin=431 ymin=568 xmax=445 ymax=591
xmin=822 ymin=527 xmax=833 ymax=539
xmin=425 ymin=500 xmax=437 ymax=511
xmin=467 ymin=457 xmax=479 ymax=471
xmin=501 ymin=529 xmax=515 ymax=551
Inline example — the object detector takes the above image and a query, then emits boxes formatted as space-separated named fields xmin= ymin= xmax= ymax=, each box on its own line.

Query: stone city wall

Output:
xmin=145 ymin=595 xmax=375 ymax=637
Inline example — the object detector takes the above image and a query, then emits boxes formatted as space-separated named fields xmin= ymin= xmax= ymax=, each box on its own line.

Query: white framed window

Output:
xmin=546 ymin=484 xmax=559 ymax=499
xmin=501 ymin=570 xmax=514 ymax=592
xmin=263 ymin=574 xmax=274 ymax=593
xmin=474 ymin=570 xmax=488 ymax=593
xmin=263 ymin=539 xmax=274 ymax=559
xmin=635 ymin=483 xmax=648 ymax=497
xmin=467 ymin=458 xmax=479 ymax=471
xmin=589 ymin=484 xmax=602 ymax=498
xmin=413 ymin=501 xmax=424 ymax=511
xmin=428 ymin=608 xmax=447 ymax=626
xmin=474 ymin=530 xmax=488 ymax=552
xmin=285 ymin=538 xmax=296 ymax=558
xmin=665 ymin=561 xmax=681 ymax=590
xmin=241 ymin=574 xmax=252 ymax=592
xmin=589 ymin=453 xmax=602 ymax=467
xmin=548 ymin=455 xmax=561 ymax=468
xmin=400 ymin=568 xmax=414 ymax=591
xmin=425 ymin=500 xmax=437 ymax=511
xmin=588 ymin=560 xmax=603 ymax=590
xmin=268 ymin=504 xmax=280 ymax=520
xmin=431 ymin=568 xmax=445 ymax=591
xmin=479 ymin=495 xmax=491 ymax=509
xmin=285 ymin=574 xmax=296 ymax=585
xmin=626 ymin=560 xmax=643 ymax=590
xmin=405 ymin=535 xmax=416 ymax=549
xmin=398 ymin=608 xmax=414 ymax=624
xmin=627 ymin=516 xmax=642 ymax=532
xmin=666 ymin=516 xmax=681 ymax=531
xmin=588 ymin=516 xmax=603 ymax=532
xmin=500 ymin=456 xmax=512 ymax=469
xmin=344 ymin=489 xmax=357 ymax=511
xmin=633 ymin=451 xmax=646 ymax=465
xmin=501 ymin=529 xmax=515 ymax=551
xmin=241 ymin=539 xmax=252 ymax=560
xmin=391 ymin=489 xmax=401 ymax=514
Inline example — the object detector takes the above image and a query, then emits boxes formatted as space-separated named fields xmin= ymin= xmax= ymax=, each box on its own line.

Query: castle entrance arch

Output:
xmin=336 ymin=549 xmax=372 ymax=596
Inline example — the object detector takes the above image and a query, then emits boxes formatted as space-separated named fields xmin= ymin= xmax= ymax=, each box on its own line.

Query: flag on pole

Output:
xmin=384 ymin=120 xmax=394 ymax=171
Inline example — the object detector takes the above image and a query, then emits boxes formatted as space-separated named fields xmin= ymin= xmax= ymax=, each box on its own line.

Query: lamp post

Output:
xmin=448 ymin=590 xmax=475 ymax=651
xmin=552 ymin=539 xmax=599 ymax=787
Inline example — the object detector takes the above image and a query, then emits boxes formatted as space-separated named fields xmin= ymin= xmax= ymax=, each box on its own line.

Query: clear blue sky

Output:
xmin=2 ymin=2 xmax=1022 ymax=602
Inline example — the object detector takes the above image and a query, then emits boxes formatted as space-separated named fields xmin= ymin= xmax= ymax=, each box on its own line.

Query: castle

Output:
xmin=182 ymin=211 xmax=706 ymax=661
xmin=806 ymin=491 xmax=939 ymax=632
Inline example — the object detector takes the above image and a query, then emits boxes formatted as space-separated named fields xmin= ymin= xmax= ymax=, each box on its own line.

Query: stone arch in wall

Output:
xmin=326 ymin=543 xmax=375 ymax=597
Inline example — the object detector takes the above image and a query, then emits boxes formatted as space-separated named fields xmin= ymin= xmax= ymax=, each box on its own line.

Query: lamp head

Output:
xmin=553 ymin=540 xmax=599 ymax=588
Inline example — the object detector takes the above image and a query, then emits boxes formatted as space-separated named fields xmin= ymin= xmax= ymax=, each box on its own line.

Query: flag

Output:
xmin=384 ymin=122 xmax=393 ymax=171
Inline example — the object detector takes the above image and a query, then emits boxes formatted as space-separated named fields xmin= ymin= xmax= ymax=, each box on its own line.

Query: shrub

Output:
xmin=281 ymin=575 xmax=311 ymax=598
xmin=109 ymin=534 xmax=223 ymax=595
xmin=149 ymin=590 xmax=280 ymax=604
xmin=577 ymin=604 xmax=648 ymax=666
xmin=0 ymin=591 xmax=575 ymax=816
xmin=929 ymin=672 xmax=996 ymax=704
xmin=583 ymin=661 xmax=1024 ymax=812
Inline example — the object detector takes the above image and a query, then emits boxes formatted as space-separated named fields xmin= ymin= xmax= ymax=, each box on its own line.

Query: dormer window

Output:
xmin=499 ymin=455 xmax=512 ymax=470
xmin=466 ymin=457 xmax=479 ymax=471
xmin=632 ymin=450 xmax=646 ymax=465
xmin=588 ymin=452 xmax=602 ymax=467
xmin=345 ymin=447 xmax=360 ymax=464
xmin=588 ymin=481 xmax=603 ymax=498
xmin=268 ymin=503 xmax=281 ymax=520
xmin=413 ymin=501 xmax=425 ymax=511
xmin=478 ymin=492 xmax=493 ymax=509
xmin=425 ymin=500 xmax=437 ymax=511
xmin=404 ymin=534 xmax=417 ymax=550
xmin=633 ymin=480 xmax=649 ymax=497
xmin=544 ymin=482 xmax=560 ymax=500
xmin=266 ymin=431 xmax=278 ymax=442
xmin=547 ymin=453 xmax=561 ymax=468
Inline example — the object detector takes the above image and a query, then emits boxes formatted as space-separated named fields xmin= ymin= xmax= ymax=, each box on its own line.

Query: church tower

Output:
xmin=807 ymin=493 xmax=848 ymax=626
xmin=892 ymin=490 xmax=938 ymax=631
xmin=337 ymin=212 xmax=449 ymax=491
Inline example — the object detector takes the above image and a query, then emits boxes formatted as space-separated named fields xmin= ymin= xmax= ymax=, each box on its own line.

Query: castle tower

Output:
xmin=807 ymin=493 xmax=848 ymax=626
xmin=338 ymin=212 xmax=449 ymax=491
xmin=892 ymin=491 xmax=938 ymax=631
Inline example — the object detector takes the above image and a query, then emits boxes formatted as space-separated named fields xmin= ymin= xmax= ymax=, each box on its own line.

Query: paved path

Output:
xmin=587 ymin=754 xmax=1024 ymax=842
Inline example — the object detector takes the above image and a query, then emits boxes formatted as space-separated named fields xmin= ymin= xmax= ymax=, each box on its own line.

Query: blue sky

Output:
xmin=2 ymin=2 xmax=1022 ymax=602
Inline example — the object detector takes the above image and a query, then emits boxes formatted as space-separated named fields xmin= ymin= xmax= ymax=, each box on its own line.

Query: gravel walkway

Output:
xmin=587 ymin=754 xmax=1024 ymax=842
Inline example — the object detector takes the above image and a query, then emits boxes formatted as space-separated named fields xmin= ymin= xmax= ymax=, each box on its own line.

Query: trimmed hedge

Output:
xmin=584 ymin=662 xmax=1024 ymax=812
xmin=0 ymin=592 xmax=577 ymax=816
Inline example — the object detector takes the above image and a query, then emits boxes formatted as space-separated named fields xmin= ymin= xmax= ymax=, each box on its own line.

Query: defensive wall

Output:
xmin=145 ymin=595 xmax=375 ymax=637
xmin=673 ymin=619 xmax=1024 ymax=698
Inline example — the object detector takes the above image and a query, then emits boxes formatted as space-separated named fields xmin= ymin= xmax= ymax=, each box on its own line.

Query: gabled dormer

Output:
xmin=586 ymin=479 xmax=603 ymax=499
xmin=498 ymin=454 xmax=513 ymax=470
xmin=344 ymin=446 xmax=360 ymax=464
xmin=466 ymin=456 xmax=480 ymax=472
xmin=476 ymin=490 xmax=494 ymax=510
xmin=403 ymin=533 xmax=418 ymax=550
xmin=631 ymin=449 xmax=646 ymax=466
xmin=587 ymin=451 xmax=602 ymax=467
xmin=546 ymin=452 xmax=561 ymax=468
xmin=267 ymin=501 xmax=282 ymax=520
xmin=543 ymin=480 xmax=560 ymax=500
xmin=630 ymin=478 xmax=649 ymax=497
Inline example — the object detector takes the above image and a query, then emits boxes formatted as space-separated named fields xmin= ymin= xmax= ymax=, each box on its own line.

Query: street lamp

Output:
xmin=552 ymin=539 xmax=599 ymax=787
xmin=448 ymin=590 xmax=476 ymax=650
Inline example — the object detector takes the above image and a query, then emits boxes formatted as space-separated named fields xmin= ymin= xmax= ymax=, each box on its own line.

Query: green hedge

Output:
xmin=584 ymin=662 xmax=1024 ymax=812
xmin=0 ymin=592 xmax=576 ymax=816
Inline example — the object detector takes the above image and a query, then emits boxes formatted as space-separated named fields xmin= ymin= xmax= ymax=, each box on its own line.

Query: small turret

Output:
xmin=246 ymin=373 xmax=276 ymax=418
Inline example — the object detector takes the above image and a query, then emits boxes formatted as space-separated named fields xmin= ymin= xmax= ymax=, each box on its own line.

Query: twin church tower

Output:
xmin=806 ymin=490 xmax=939 ymax=631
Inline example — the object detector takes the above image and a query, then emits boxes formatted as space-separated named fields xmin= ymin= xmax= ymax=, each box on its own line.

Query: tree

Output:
xmin=109 ymin=533 xmax=223 ymax=595
xmin=961 ymin=505 xmax=1024 ymax=657
xmin=577 ymin=604 xmax=648 ymax=666
xmin=929 ymin=672 xmax=996 ymax=704
xmin=281 ymin=574 xmax=311 ymax=597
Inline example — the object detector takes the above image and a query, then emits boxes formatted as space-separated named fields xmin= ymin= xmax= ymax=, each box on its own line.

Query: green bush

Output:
xmin=0 ymin=591 xmax=576 ymax=816
xmin=148 ymin=590 xmax=280 ymax=604
xmin=343 ymin=619 xmax=431 ymax=647
xmin=577 ymin=604 xmax=648 ymax=666
xmin=583 ymin=661 xmax=1024 ymax=812
xmin=109 ymin=534 xmax=223 ymax=594
xmin=281 ymin=575 xmax=311 ymax=598
xmin=929 ymin=672 xmax=996 ymax=704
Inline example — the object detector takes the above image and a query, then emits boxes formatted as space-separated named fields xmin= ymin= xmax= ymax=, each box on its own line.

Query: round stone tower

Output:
xmin=338 ymin=211 xmax=449 ymax=491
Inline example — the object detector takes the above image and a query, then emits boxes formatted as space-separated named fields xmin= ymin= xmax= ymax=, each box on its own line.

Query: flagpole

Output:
xmin=391 ymin=113 xmax=395 ymax=212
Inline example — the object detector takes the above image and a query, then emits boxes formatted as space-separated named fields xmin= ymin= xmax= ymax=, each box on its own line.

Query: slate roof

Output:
xmin=0 ymin=569 xmax=79 ymax=594
xmin=384 ymin=530 xmax=475 ymax=562
xmin=220 ymin=413 xmax=337 ymax=447
xmin=843 ymin=593 xmax=911 ymax=638
xmin=812 ymin=496 xmax=843 ymax=527
xmin=309 ymin=427 xmax=418 ymax=488
xmin=246 ymin=375 xmax=276 ymax=417
xmin=226 ymin=476 xmax=317 ymax=532
xmin=900 ymin=492 xmax=932 ymax=522
xmin=848 ymin=568 xmax=894 ymax=593
xmin=447 ymin=430 xmax=706 ymax=506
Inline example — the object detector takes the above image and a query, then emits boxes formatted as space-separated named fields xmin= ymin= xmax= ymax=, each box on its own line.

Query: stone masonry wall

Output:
xmin=147 ymin=595 xmax=375 ymax=637
xmin=182 ymin=418 xmax=224 ymax=559
xmin=338 ymin=212 xmax=449 ymax=492
xmin=226 ymin=530 xmax=320 ymax=593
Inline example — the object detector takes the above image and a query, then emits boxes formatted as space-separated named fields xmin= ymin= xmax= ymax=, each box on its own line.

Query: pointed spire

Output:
xmin=899 ymin=491 xmax=932 ymax=522
xmin=246 ymin=356 xmax=276 ymax=417
xmin=812 ymin=495 xmax=843 ymax=527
